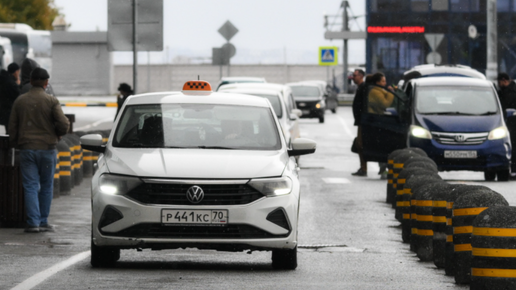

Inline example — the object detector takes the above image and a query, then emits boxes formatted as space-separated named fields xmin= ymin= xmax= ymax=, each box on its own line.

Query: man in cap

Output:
xmin=8 ymin=67 xmax=69 ymax=233
xmin=497 ymin=72 xmax=516 ymax=113
xmin=0 ymin=62 xmax=21 ymax=131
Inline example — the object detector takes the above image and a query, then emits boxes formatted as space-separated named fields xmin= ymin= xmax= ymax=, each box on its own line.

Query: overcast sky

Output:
xmin=52 ymin=0 xmax=366 ymax=65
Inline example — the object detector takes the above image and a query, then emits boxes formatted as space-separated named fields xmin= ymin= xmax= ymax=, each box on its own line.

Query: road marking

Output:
xmin=322 ymin=177 xmax=350 ymax=184
xmin=11 ymin=251 xmax=90 ymax=290
xmin=337 ymin=116 xmax=354 ymax=139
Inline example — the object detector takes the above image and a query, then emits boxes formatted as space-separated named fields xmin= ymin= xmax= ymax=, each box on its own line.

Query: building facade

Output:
xmin=366 ymin=0 xmax=516 ymax=83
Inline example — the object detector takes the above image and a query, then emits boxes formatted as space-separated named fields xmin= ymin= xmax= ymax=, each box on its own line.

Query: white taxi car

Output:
xmin=80 ymin=80 xmax=316 ymax=270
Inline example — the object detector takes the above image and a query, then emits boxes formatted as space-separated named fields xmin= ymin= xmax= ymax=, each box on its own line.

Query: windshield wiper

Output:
xmin=421 ymin=112 xmax=476 ymax=116
xmin=196 ymin=146 xmax=237 ymax=150
xmin=477 ymin=111 xmax=497 ymax=115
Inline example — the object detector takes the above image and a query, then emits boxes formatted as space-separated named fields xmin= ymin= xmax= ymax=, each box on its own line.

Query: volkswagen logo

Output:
xmin=186 ymin=185 xmax=204 ymax=204
xmin=455 ymin=135 xmax=466 ymax=142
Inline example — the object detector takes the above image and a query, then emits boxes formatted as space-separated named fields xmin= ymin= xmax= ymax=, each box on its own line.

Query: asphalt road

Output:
xmin=2 ymin=105 xmax=515 ymax=289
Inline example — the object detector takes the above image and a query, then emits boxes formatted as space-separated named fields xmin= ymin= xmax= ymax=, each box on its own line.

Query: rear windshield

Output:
xmin=290 ymin=86 xmax=321 ymax=98
xmin=113 ymin=104 xmax=281 ymax=151
xmin=416 ymin=86 xmax=499 ymax=115
xmin=242 ymin=93 xmax=282 ymax=118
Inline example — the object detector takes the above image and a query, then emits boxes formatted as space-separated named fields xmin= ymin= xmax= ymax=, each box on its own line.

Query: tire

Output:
xmin=497 ymin=169 xmax=510 ymax=181
xmin=91 ymin=238 xmax=120 ymax=268
xmin=484 ymin=170 xmax=496 ymax=181
xmin=331 ymin=108 xmax=337 ymax=114
xmin=318 ymin=116 xmax=325 ymax=123
xmin=272 ymin=246 xmax=297 ymax=270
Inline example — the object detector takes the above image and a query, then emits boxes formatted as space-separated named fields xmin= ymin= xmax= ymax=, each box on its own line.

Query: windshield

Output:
xmin=416 ymin=86 xmax=499 ymax=115
xmin=113 ymin=104 xmax=281 ymax=150
xmin=290 ymin=86 xmax=321 ymax=98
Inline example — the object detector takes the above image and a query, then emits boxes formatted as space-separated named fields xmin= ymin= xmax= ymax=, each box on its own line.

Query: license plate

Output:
xmin=161 ymin=209 xmax=228 ymax=225
xmin=301 ymin=110 xmax=310 ymax=115
xmin=444 ymin=150 xmax=477 ymax=159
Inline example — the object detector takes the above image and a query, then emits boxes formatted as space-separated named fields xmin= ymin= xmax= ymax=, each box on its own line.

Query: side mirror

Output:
xmin=80 ymin=134 xmax=106 ymax=153
xmin=288 ymin=138 xmax=316 ymax=156
xmin=506 ymin=108 xmax=516 ymax=119
xmin=292 ymin=109 xmax=302 ymax=118
xmin=289 ymin=113 xmax=298 ymax=121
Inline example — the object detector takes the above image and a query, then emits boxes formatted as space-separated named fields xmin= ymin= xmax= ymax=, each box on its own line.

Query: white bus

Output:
xmin=0 ymin=23 xmax=51 ymax=74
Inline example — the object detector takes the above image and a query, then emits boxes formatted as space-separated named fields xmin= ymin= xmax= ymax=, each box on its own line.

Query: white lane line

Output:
xmin=322 ymin=178 xmax=351 ymax=184
xmin=11 ymin=251 xmax=90 ymax=290
xmin=74 ymin=117 xmax=114 ymax=132
xmin=337 ymin=116 xmax=355 ymax=139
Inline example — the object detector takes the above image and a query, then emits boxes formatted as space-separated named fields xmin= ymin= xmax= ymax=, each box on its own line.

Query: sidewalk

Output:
xmin=0 ymin=177 xmax=92 ymax=289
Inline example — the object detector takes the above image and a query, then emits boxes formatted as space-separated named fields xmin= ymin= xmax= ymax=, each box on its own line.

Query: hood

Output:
xmin=105 ymin=148 xmax=288 ymax=179
xmin=21 ymin=58 xmax=40 ymax=85
xmin=416 ymin=114 xmax=502 ymax=132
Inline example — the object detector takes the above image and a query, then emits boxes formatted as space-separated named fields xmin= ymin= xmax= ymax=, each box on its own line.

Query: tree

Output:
xmin=0 ymin=0 xmax=60 ymax=30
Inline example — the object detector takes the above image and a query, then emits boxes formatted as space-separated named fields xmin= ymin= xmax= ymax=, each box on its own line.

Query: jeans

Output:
xmin=19 ymin=149 xmax=57 ymax=227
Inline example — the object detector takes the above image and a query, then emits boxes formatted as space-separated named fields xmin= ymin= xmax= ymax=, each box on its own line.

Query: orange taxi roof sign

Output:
xmin=182 ymin=80 xmax=212 ymax=91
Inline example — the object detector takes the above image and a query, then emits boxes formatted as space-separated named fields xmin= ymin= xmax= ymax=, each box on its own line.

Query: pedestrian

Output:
xmin=367 ymin=72 xmax=394 ymax=115
xmin=19 ymin=58 xmax=40 ymax=94
xmin=0 ymin=62 xmax=21 ymax=131
xmin=497 ymin=72 xmax=516 ymax=113
xmin=8 ymin=67 xmax=69 ymax=233
xmin=116 ymin=83 xmax=133 ymax=118
xmin=351 ymin=69 xmax=368 ymax=176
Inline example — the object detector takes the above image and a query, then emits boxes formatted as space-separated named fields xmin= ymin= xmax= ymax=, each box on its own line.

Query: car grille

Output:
xmin=105 ymin=223 xmax=287 ymax=239
xmin=431 ymin=132 xmax=488 ymax=145
xmin=125 ymin=182 xmax=264 ymax=205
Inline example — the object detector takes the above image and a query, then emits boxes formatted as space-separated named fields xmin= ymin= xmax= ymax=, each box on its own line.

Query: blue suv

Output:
xmin=360 ymin=65 xmax=511 ymax=181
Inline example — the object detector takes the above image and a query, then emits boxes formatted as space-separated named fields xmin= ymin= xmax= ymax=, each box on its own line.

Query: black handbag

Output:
xmin=351 ymin=137 xmax=359 ymax=153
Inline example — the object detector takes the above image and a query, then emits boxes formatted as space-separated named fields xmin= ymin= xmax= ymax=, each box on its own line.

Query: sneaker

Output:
xmin=24 ymin=227 xmax=40 ymax=233
xmin=39 ymin=224 xmax=55 ymax=232
xmin=351 ymin=169 xmax=367 ymax=177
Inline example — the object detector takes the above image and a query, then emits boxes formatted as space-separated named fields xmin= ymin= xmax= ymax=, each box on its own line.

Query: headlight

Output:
xmin=410 ymin=125 xmax=432 ymax=139
xmin=315 ymin=103 xmax=321 ymax=109
xmin=488 ymin=126 xmax=508 ymax=140
xmin=248 ymin=177 xmax=293 ymax=197
xmin=99 ymin=174 xmax=142 ymax=195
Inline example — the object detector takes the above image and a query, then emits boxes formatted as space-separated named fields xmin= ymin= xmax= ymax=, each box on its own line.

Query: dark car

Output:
xmin=287 ymin=82 xmax=326 ymax=123
xmin=360 ymin=75 xmax=511 ymax=181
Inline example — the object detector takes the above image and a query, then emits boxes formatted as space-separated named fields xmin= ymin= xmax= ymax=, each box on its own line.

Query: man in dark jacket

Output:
xmin=351 ymin=69 xmax=367 ymax=176
xmin=497 ymin=72 xmax=516 ymax=113
xmin=0 ymin=62 xmax=21 ymax=131
xmin=9 ymin=68 xmax=69 ymax=233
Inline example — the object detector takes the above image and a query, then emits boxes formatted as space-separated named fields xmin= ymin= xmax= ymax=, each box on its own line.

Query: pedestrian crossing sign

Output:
xmin=319 ymin=46 xmax=338 ymax=66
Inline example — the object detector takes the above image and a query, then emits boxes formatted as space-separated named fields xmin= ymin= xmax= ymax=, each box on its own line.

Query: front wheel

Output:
xmin=91 ymin=238 xmax=120 ymax=268
xmin=497 ymin=169 xmax=510 ymax=181
xmin=272 ymin=246 xmax=297 ymax=270
xmin=319 ymin=116 xmax=325 ymax=123
xmin=484 ymin=170 xmax=496 ymax=181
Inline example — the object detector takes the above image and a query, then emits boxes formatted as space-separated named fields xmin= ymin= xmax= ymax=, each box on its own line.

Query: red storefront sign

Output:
xmin=367 ymin=26 xmax=425 ymax=33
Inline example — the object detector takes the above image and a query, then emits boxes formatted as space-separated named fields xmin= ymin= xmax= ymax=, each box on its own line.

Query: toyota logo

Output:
xmin=455 ymin=135 xmax=466 ymax=142
xmin=186 ymin=185 xmax=204 ymax=204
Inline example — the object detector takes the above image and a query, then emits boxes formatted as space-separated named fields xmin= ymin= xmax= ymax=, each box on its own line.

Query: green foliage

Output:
xmin=0 ymin=0 xmax=60 ymax=30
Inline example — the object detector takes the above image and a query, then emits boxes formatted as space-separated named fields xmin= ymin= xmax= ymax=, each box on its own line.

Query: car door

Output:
xmin=360 ymin=84 xmax=411 ymax=162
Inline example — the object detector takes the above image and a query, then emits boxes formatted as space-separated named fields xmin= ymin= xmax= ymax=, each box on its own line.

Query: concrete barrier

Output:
xmin=453 ymin=189 xmax=508 ymax=284
xmin=56 ymin=140 xmax=73 ymax=195
xmin=403 ymin=175 xmax=442 ymax=245
xmin=432 ymin=183 xmax=460 ymax=269
xmin=471 ymin=206 xmax=516 ymax=290
xmin=395 ymin=167 xmax=437 ymax=224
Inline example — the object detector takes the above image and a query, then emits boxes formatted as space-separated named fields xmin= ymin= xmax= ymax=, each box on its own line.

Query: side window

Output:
xmin=288 ymin=94 xmax=296 ymax=111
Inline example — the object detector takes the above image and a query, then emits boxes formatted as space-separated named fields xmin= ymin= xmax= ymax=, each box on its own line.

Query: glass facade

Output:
xmin=366 ymin=0 xmax=516 ymax=83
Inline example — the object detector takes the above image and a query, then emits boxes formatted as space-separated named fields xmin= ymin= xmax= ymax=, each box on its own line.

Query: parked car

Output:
xmin=80 ymin=80 xmax=316 ymax=269
xmin=302 ymin=80 xmax=338 ymax=114
xmin=219 ymin=87 xmax=301 ymax=147
xmin=218 ymin=83 xmax=302 ymax=143
xmin=360 ymin=74 xmax=511 ymax=181
xmin=215 ymin=77 xmax=266 ymax=91
xmin=287 ymin=82 xmax=326 ymax=123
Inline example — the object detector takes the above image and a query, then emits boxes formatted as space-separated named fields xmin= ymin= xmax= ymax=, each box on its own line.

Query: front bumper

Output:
xmin=91 ymin=191 xmax=299 ymax=251
xmin=409 ymin=136 xmax=511 ymax=172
